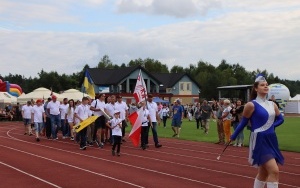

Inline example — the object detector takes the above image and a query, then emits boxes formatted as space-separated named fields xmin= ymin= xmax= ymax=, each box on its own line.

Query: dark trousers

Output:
xmin=196 ymin=117 xmax=202 ymax=129
xmin=141 ymin=126 xmax=149 ymax=147
xmin=146 ymin=122 xmax=159 ymax=145
xmin=112 ymin=135 xmax=121 ymax=153
xmin=162 ymin=116 xmax=167 ymax=127
xmin=45 ymin=117 xmax=52 ymax=138
xmin=79 ymin=127 xmax=87 ymax=148
xmin=121 ymin=120 xmax=127 ymax=138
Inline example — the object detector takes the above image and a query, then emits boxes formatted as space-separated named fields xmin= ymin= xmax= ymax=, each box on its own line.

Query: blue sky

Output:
xmin=1 ymin=0 xmax=300 ymax=81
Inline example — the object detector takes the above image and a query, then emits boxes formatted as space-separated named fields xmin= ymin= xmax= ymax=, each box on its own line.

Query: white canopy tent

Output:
xmin=284 ymin=94 xmax=300 ymax=114
xmin=0 ymin=92 xmax=17 ymax=104
xmin=17 ymin=87 xmax=63 ymax=104
xmin=60 ymin=89 xmax=92 ymax=101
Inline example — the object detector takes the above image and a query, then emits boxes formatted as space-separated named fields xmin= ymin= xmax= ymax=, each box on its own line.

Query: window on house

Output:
xmin=180 ymin=83 xmax=184 ymax=91
xmin=187 ymin=83 xmax=190 ymax=91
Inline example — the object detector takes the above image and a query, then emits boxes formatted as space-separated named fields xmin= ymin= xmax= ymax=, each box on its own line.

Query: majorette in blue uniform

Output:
xmin=231 ymin=75 xmax=284 ymax=167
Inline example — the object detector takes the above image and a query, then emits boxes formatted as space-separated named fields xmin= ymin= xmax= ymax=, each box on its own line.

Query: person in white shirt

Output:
xmin=221 ymin=99 xmax=232 ymax=143
xmin=105 ymin=95 xmax=116 ymax=144
xmin=90 ymin=93 xmax=107 ymax=148
xmin=60 ymin=98 xmax=69 ymax=138
xmin=106 ymin=110 xmax=123 ymax=156
xmin=74 ymin=97 xmax=90 ymax=150
xmin=22 ymin=101 xmax=33 ymax=136
xmin=146 ymin=94 xmax=162 ymax=148
xmin=66 ymin=99 xmax=75 ymax=141
xmin=47 ymin=95 xmax=61 ymax=139
xmin=115 ymin=95 xmax=129 ymax=142
xmin=31 ymin=99 xmax=45 ymax=142
xmin=159 ymin=104 xmax=169 ymax=128
xmin=140 ymin=102 xmax=151 ymax=150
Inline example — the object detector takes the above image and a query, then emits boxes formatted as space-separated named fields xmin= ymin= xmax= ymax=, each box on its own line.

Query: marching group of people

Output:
xmin=19 ymin=93 xmax=164 ymax=156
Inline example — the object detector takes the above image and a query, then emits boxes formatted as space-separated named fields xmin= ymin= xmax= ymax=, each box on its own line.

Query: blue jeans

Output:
xmin=147 ymin=122 xmax=159 ymax=145
xmin=61 ymin=119 xmax=70 ymax=137
xmin=50 ymin=114 xmax=61 ymax=139
xmin=34 ymin=122 xmax=43 ymax=133
xmin=232 ymin=122 xmax=244 ymax=144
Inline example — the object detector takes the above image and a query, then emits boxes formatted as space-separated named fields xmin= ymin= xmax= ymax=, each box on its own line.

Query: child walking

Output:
xmin=106 ymin=110 xmax=122 ymax=156
xmin=31 ymin=99 xmax=46 ymax=142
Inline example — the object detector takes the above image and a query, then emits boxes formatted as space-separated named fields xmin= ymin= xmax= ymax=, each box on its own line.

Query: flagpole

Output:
xmin=139 ymin=69 xmax=148 ymax=109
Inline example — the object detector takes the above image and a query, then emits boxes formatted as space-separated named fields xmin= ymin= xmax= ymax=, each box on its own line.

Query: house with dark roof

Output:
xmin=86 ymin=65 xmax=201 ymax=104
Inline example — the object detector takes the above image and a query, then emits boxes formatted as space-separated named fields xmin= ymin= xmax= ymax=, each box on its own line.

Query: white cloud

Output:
xmin=116 ymin=0 xmax=221 ymax=18
xmin=0 ymin=1 xmax=300 ymax=81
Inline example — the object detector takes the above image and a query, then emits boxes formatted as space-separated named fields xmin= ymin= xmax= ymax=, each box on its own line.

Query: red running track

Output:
xmin=0 ymin=121 xmax=299 ymax=188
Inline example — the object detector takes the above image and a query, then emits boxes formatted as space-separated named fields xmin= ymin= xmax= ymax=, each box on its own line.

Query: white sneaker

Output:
xmin=237 ymin=143 xmax=242 ymax=147
xmin=233 ymin=143 xmax=237 ymax=147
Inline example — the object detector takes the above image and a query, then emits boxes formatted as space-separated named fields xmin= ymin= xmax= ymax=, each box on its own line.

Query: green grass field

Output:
xmin=153 ymin=117 xmax=300 ymax=153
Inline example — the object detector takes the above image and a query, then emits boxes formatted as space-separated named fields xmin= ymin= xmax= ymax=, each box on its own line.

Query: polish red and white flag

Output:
xmin=133 ymin=70 xmax=147 ymax=104
xmin=128 ymin=108 xmax=144 ymax=147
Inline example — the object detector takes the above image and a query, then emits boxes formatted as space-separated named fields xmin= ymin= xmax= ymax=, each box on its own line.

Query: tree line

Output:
xmin=1 ymin=55 xmax=300 ymax=99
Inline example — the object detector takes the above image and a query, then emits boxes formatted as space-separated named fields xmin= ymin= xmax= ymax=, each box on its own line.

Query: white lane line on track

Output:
xmin=0 ymin=161 xmax=62 ymax=188
xmin=0 ymin=144 xmax=145 ymax=188
xmin=5 ymin=132 xmax=300 ymax=188
xmin=4 ymin=129 xmax=227 ymax=188
xmin=4 ymin=124 xmax=300 ymax=168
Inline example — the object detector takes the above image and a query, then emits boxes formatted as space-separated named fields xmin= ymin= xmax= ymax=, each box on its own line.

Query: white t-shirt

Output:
xmin=159 ymin=107 xmax=169 ymax=118
xmin=59 ymin=104 xmax=69 ymax=119
xmin=109 ymin=118 xmax=122 ymax=136
xmin=47 ymin=101 xmax=60 ymax=115
xmin=90 ymin=99 xmax=106 ymax=116
xmin=105 ymin=103 xmax=116 ymax=117
xmin=66 ymin=107 xmax=75 ymax=123
xmin=147 ymin=101 xmax=158 ymax=122
xmin=74 ymin=104 xmax=90 ymax=121
xmin=31 ymin=105 xmax=45 ymax=123
xmin=115 ymin=101 xmax=128 ymax=120
xmin=22 ymin=105 xmax=32 ymax=119
xmin=222 ymin=106 xmax=232 ymax=121
xmin=142 ymin=109 xmax=150 ymax=127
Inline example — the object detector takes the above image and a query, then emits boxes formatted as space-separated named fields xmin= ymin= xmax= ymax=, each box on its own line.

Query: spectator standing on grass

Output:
xmin=171 ymin=99 xmax=184 ymax=138
xmin=230 ymin=74 xmax=284 ymax=188
xmin=194 ymin=102 xmax=202 ymax=129
xmin=47 ymin=95 xmax=61 ymax=140
xmin=31 ymin=99 xmax=45 ymax=142
xmin=221 ymin=99 xmax=232 ymax=143
xmin=22 ymin=101 xmax=33 ymax=136
xmin=159 ymin=103 xmax=169 ymax=128
xmin=74 ymin=97 xmax=90 ymax=150
xmin=215 ymin=99 xmax=225 ymax=145
xmin=106 ymin=110 xmax=123 ymax=156
xmin=200 ymin=100 xmax=213 ymax=134
xmin=230 ymin=100 xmax=244 ymax=147
xmin=146 ymin=94 xmax=162 ymax=148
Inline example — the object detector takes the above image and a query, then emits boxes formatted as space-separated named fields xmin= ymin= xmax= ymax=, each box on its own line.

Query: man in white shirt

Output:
xmin=47 ymin=95 xmax=61 ymax=139
xmin=31 ymin=99 xmax=46 ymax=142
xmin=146 ymin=94 xmax=162 ymax=148
xmin=140 ymin=102 xmax=151 ymax=150
xmin=105 ymin=95 xmax=116 ymax=144
xmin=22 ymin=101 xmax=33 ymax=136
xmin=90 ymin=93 xmax=107 ymax=148
xmin=74 ymin=97 xmax=90 ymax=150
xmin=60 ymin=98 xmax=69 ymax=138
xmin=115 ymin=95 xmax=129 ymax=142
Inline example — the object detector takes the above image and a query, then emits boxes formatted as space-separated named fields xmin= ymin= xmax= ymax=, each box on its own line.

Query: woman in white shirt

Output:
xmin=66 ymin=99 xmax=75 ymax=141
